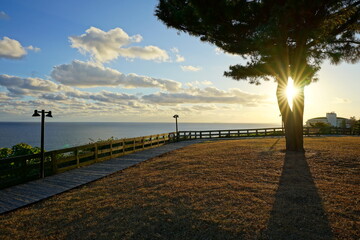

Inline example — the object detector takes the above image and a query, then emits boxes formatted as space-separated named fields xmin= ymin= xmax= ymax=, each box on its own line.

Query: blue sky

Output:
xmin=1 ymin=0 xmax=359 ymax=123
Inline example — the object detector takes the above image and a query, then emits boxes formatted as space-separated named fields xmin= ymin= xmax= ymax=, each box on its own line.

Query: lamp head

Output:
xmin=173 ymin=114 xmax=179 ymax=118
xmin=46 ymin=111 xmax=53 ymax=118
xmin=32 ymin=110 xmax=40 ymax=117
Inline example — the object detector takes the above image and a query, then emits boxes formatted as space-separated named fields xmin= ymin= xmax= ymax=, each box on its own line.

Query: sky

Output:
xmin=0 ymin=0 xmax=359 ymax=123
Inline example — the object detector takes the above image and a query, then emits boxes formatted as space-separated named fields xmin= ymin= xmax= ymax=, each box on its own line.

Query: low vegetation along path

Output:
xmin=0 ymin=137 xmax=359 ymax=240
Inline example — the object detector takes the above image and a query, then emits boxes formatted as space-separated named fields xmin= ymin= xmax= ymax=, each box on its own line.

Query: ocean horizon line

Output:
xmin=0 ymin=121 xmax=279 ymax=125
xmin=0 ymin=122 xmax=281 ymax=150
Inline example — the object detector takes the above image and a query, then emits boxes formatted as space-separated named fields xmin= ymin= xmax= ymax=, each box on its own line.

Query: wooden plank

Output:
xmin=78 ymin=152 xmax=94 ymax=159
xmin=112 ymin=151 xmax=125 ymax=159
xmin=111 ymin=145 xmax=124 ymax=151
xmin=96 ymin=155 xmax=112 ymax=163
xmin=48 ymin=146 xmax=78 ymax=155
xmin=78 ymin=159 xmax=97 ymax=168
xmin=6 ymin=185 xmax=48 ymax=199
xmin=0 ymin=192 xmax=28 ymax=206
xmin=96 ymin=140 xmax=112 ymax=147
xmin=43 ymin=178 xmax=82 ymax=188
xmin=56 ymin=155 xmax=76 ymax=165
xmin=1 ymin=189 xmax=38 ymax=203
xmin=98 ymin=148 xmax=112 ymax=154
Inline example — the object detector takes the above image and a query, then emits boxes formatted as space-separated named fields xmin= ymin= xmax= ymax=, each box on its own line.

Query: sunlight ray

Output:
xmin=286 ymin=77 xmax=298 ymax=111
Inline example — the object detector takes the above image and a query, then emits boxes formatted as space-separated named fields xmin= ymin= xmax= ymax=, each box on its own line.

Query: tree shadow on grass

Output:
xmin=263 ymin=152 xmax=333 ymax=240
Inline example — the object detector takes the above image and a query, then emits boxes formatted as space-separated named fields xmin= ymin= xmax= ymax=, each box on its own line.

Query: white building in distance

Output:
xmin=306 ymin=112 xmax=350 ymax=128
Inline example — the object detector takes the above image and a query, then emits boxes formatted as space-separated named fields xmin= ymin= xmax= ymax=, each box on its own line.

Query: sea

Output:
xmin=0 ymin=122 xmax=279 ymax=151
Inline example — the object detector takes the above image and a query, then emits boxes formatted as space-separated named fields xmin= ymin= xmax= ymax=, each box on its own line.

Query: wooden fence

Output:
xmin=1 ymin=126 xmax=359 ymax=189
xmin=0 ymin=133 xmax=175 ymax=189
xmin=177 ymin=127 xmax=358 ymax=140
xmin=178 ymin=127 xmax=284 ymax=140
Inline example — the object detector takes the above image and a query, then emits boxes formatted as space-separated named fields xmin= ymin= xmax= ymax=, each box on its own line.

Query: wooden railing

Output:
xmin=0 ymin=133 xmax=175 ymax=189
xmin=177 ymin=127 xmax=359 ymax=140
xmin=1 ymin=126 xmax=359 ymax=189
xmin=178 ymin=127 xmax=284 ymax=140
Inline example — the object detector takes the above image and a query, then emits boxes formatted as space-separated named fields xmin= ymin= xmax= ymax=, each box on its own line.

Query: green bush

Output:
xmin=0 ymin=148 xmax=12 ymax=159
xmin=0 ymin=143 xmax=41 ymax=159
xmin=310 ymin=122 xmax=332 ymax=134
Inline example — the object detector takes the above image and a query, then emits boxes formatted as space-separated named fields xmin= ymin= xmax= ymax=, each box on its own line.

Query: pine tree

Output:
xmin=156 ymin=0 xmax=360 ymax=151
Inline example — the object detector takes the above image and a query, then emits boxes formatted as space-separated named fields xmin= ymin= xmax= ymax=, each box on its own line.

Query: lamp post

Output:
xmin=173 ymin=114 xmax=179 ymax=141
xmin=32 ymin=110 xmax=52 ymax=178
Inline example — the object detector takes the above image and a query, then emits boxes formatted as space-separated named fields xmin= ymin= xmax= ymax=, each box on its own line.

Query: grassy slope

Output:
xmin=0 ymin=137 xmax=359 ymax=240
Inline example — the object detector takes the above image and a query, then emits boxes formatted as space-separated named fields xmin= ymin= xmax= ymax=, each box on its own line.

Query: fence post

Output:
xmin=122 ymin=140 xmax=125 ymax=153
xmin=94 ymin=143 xmax=98 ymax=162
xmin=75 ymin=148 xmax=79 ymax=167
xmin=110 ymin=140 xmax=113 ymax=159
xmin=21 ymin=157 xmax=27 ymax=181
xmin=51 ymin=152 xmax=58 ymax=174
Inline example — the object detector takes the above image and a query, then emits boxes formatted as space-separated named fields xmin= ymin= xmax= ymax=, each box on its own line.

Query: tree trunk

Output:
xmin=276 ymin=81 xmax=305 ymax=152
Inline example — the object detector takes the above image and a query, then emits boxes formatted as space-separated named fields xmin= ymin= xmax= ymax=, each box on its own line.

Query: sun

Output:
xmin=286 ymin=77 xmax=298 ymax=110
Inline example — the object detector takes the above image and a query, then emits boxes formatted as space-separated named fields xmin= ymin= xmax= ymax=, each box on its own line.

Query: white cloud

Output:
xmin=0 ymin=92 xmax=11 ymax=100
xmin=51 ymin=60 xmax=181 ymax=92
xmin=142 ymin=87 xmax=269 ymax=106
xmin=170 ymin=47 xmax=185 ymax=62
xmin=181 ymin=65 xmax=202 ymax=72
xmin=214 ymin=47 xmax=222 ymax=55
xmin=26 ymin=45 xmax=41 ymax=52
xmin=186 ymin=80 xmax=213 ymax=87
xmin=0 ymin=37 xmax=40 ymax=59
xmin=1 ymin=73 xmax=265 ymax=108
xmin=214 ymin=47 xmax=238 ymax=57
xmin=41 ymin=93 xmax=68 ymax=101
xmin=0 ymin=74 xmax=141 ymax=106
xmin=191 ymin=105 xmax=217 ymax=111
xmin=175 ymin=54 xmax=185 ymax=62
xmin=0 ymin=74 xmax=59 ymax=94
xmin=0 ymin=11 xmax=9 ymax=20
xmin=0 ymin=37 xmax=27 ymax=59
xmin=333 ymin=97 xmax=352 ymax=104
xmin=51 ymin=61 xmax=123 ymax=86
xmin=69 ymin=27 xmax=169 ymax=63
xmin=117 ymin=46 xmax=169 ymax=61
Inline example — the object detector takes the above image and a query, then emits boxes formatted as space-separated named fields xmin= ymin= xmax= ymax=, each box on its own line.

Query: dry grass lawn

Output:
xmin=0 ymin=137 xmax=359 ymax=240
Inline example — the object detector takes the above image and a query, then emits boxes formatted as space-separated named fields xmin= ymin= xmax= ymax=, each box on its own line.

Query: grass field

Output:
xmin=0 ymin=137 xmax=359 ymax=239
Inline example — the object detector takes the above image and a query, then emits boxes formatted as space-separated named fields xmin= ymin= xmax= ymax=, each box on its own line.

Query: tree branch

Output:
xmin=329 ymin=40 xmax=360 ymax=44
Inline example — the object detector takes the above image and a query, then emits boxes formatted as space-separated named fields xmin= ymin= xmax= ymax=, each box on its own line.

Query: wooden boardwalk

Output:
xmin=0 ymin=140 xmax=205 ymax=214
